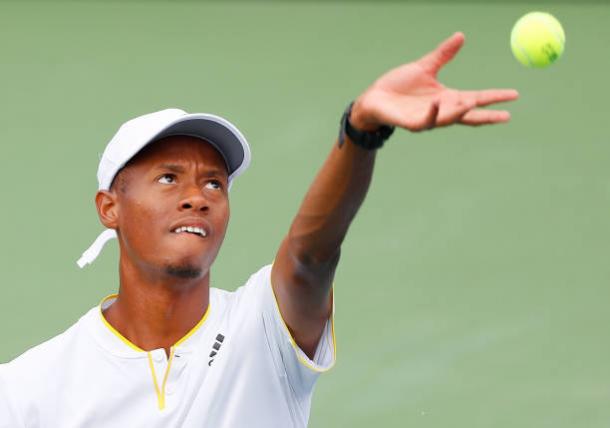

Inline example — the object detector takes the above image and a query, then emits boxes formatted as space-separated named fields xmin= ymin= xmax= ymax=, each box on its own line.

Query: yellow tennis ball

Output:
xmin=511 ymin=12 xmax=565 ymax=68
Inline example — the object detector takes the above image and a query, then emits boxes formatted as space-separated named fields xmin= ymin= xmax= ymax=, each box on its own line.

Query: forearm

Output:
xmin=270 ymin=133 xmax=377 ymax=357
xmin=287 ymin=136 xmax=377 ymax=268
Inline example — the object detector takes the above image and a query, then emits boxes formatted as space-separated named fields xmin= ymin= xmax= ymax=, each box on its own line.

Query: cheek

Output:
xmin=119 ymin=197 xmax=168 ymax=245
xmin=210 ymin=200 xmax=230 ymax=241
xmin=223 ymin=201 xmax=230 ymax=224
xmin=220 ymin=200 xmax=231 ymax=228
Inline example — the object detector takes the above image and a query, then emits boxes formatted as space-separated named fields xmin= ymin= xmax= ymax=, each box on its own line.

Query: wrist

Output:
xmin=338 ymin=102 xmax=395 ymax=150
xmin=349 ymin=100 xmax=381 ymax=132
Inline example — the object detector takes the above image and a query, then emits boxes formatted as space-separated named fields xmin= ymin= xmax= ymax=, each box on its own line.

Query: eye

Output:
xmin=205 ymin=180 xmax=222 ymax=190
xmin=158 ymin=174 xmax=176 ymax=184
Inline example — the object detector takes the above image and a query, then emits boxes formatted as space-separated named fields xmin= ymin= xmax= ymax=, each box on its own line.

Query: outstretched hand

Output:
xmin=350 ymin=32 xmax=519 ymax=132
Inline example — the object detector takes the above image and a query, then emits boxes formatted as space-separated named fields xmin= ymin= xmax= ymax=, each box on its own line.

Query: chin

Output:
xmin=160 ymin=244 xmax=219 ymax=280
xmin=163 ymin=254 xmax=207 ymax=279
xmin=163 ymin=259 xmax=205 ymax=279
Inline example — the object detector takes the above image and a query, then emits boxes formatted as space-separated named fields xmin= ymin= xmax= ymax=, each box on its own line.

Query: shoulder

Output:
xmin=0 ymin=306 xmax=96 ymax=423
xmin=206 ymin=265 xmax=273 ymax=331
xmin=0 ymin=307 xmax=95 ymax=385
xmin=235 ymin=264 xmax=273 ymax=301
xmin=210 ymin=265 xmax=273 ymax=311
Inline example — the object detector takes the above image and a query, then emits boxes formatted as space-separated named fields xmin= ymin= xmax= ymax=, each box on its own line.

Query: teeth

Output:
xmin=173 ymin=226 xmax=207 ymax=237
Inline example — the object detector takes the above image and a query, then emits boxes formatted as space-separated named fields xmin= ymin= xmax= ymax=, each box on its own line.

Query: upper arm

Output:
xmin=271 ymin=237 xmax=337 ymax=358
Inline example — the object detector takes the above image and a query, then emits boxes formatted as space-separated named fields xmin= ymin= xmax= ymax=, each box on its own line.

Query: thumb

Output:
xmin=419 ymin=32 xmax=465 ymax=75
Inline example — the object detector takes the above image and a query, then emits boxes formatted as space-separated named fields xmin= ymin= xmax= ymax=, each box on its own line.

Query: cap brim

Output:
xmin=153 ymin=113 xmax=251 ymax=183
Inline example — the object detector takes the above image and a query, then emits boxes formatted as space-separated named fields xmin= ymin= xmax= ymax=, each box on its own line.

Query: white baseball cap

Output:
xmin=76 ymin=108 xmax=251 ymax=268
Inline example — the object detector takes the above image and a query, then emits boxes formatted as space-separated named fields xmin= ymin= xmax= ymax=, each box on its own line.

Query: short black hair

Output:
xmin=109 ymin=168 xmax=129 ymax=193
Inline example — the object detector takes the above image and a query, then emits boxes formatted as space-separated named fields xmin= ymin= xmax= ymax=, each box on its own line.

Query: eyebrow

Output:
xmin=158 ymin=163 xmax=185 ymax=173
xmin=157 ymin=163 xmax=228 ymax=178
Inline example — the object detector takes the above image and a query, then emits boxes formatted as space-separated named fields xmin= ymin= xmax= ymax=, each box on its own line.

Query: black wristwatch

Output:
xmin=338 ymin=101 xmax=395 ymax=150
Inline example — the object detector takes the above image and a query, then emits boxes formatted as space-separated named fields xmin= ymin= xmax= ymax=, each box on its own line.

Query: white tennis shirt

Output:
xmin=0 ymin=265 xmax=336 ymax=428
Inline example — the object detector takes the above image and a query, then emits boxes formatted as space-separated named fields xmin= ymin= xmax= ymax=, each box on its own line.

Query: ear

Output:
xmin=95 ymin=190 xmax=119 ymax=230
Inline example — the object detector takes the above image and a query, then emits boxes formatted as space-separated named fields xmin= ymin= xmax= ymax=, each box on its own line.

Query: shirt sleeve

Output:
xmin=0 ymin=366 xmax=25 ymax=428
xmin=251 ymin=264 xmax=336 ymax=394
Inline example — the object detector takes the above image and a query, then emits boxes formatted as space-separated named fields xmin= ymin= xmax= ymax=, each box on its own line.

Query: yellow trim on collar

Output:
xmin=98 ymin=293 xmax=211 ymax=352
xmin=99 ymin=294 xmax=144 ymax=352
xmin=175 ymin=305 xmax=211 ymax=347
xmin=98 ymin=293 xmax=212 ymax=411
xmin=147 ymin=348 xmax=175 ymax=410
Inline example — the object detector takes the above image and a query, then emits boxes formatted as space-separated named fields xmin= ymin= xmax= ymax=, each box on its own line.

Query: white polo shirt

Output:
xmin=0 ymin=265 xmax=336 ymax=428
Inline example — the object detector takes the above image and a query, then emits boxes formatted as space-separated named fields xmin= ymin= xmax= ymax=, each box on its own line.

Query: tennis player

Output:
xmin=0 ymin=33 xmax=517 ymax=427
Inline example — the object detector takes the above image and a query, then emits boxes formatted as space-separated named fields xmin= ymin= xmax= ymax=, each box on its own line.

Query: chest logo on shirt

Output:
xmin=208 ymin=333 xmax=225 ymax=366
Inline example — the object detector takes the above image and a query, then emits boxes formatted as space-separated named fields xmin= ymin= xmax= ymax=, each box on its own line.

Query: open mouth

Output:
xmin=172 ymin=226 xmax=207 ymax=238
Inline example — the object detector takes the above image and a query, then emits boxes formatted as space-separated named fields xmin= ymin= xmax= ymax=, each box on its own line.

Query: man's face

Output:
xmin=102 ymin=136 xmax=230 ymax=280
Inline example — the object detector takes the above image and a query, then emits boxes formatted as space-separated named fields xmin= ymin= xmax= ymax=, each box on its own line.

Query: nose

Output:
xmin=178 ymin=186 xmax=209 ymax=213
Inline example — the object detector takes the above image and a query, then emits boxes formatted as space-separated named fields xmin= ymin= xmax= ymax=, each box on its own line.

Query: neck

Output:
xmin=103 ymin=256 xmax=211 ymax=355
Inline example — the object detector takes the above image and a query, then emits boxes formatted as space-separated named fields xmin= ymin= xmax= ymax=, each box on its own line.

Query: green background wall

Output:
xmin=1 ymin=1 xmax=609 ymax=426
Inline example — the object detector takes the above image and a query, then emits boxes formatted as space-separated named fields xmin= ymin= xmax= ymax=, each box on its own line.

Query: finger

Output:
xmin=462 ymin=89 xmax=519 ymax=107
xmin=380 ymin=95 xmax=440 ymax=132
xmin=435 ymin=97 xmax=476 ymax=127
xmin=460 ymin=109 xmax=511 ymax=126
xmin=395 ymin=99 xmax=440 ymax=132
xmin=419 ymin=32 xmax=465 ymax=75
xmin=422 ymin=100 xmax=440 ymax=131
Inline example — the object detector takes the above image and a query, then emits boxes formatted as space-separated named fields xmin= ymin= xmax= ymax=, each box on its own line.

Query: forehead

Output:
xmin=128 ymin=135 xmax=229 ymax=174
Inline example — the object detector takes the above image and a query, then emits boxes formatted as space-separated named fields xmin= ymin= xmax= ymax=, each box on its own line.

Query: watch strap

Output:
xmin=338 ymin=102 xmax=395 ymax=150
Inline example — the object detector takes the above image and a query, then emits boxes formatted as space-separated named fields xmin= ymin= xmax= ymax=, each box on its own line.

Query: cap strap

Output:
xmin=76 ymin=229 xmax=117 ymax=268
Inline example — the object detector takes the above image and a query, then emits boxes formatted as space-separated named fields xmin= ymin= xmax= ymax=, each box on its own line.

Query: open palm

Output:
xmin=351 ymin=32 xmax=519 ymax=132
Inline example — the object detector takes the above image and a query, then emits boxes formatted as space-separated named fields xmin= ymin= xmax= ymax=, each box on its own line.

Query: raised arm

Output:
xmin=271 ymin=32 xmax=519 ymax=357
